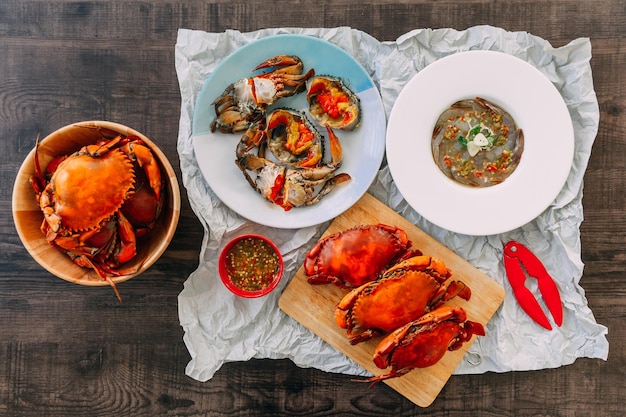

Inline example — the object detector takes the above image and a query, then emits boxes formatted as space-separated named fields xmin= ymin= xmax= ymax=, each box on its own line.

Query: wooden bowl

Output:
xmin=12 ymin=121 xmax=181 ymax=289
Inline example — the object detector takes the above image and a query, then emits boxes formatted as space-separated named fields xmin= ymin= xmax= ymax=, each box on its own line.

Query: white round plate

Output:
xmin=193 ymin=34 xmax=386 ymax=229
xmin=386 ymin=51 xmax=574 ymax=236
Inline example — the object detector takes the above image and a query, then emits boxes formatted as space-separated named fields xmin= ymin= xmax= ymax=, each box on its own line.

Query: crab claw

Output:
xmin=113 ymin=211 xmax=137 ymax=265
xmin=124 ymin=142 xmax=162 ymax=201
xmin=254 ymin=55 xmax=314 ymax=93
xmin=325 ymin=125 xmax=343 ymax=167
xmin=253 ymin=55 xmax=304 ymax=74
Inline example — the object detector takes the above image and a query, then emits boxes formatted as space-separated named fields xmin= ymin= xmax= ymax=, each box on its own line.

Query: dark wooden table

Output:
xmin=2 ymin=1 xmax=624 ymax=416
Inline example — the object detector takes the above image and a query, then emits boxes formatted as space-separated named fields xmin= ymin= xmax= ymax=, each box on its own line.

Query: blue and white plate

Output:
xmin=193 ymin=34 xmax=386 ymax=229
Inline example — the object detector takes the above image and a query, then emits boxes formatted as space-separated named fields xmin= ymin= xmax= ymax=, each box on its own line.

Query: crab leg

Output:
xmin=270 ymin=68 xmax=316 ymax=95
xmin=28 ymin=134 xmax=47 ymax=198
xmin=253 ymin=56 xmax=314 ymax=97
xmin=325 ymin=125 xmax=343 ymax=166
xmin=236 ymin=121 xmax=268 ymax=159
xmin=65 ymin=252 xmax=123 ymax=303
xmin=293 ymin=172 xmax=351 ymax=207
xmin=90 ymin=134 xmax=124 ymax=156
xmin=39 ymin=186 xmax=62 ymax=233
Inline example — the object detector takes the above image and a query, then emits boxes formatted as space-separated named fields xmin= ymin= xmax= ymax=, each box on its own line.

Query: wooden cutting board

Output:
xmin=278 ymin=193 xmax=505 ymax=407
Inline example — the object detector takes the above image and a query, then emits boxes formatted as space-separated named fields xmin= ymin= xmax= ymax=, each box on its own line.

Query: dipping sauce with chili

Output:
xmin=219 ymin=234 xmax=283 ymax=297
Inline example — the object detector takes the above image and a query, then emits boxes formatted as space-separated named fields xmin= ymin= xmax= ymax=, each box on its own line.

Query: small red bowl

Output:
xmin=218 ymin=234 xmax=284 ymax=298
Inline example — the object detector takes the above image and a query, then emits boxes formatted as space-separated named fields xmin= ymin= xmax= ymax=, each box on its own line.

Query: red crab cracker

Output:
xmin=503 ymin=241 xmax=563 ymax=330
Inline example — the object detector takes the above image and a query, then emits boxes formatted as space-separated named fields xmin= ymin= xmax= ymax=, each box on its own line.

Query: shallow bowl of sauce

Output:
xmin=218 ymin=234 xmax=284 ymax=298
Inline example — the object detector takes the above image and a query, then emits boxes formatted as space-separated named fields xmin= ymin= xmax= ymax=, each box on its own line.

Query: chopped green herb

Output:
xmin=469 ymin=125 xmax=481 ymax=136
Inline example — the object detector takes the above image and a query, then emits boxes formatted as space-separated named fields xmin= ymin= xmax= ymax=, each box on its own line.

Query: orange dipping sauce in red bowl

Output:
xmin=218 ymin=234 xmax=284 ymax=298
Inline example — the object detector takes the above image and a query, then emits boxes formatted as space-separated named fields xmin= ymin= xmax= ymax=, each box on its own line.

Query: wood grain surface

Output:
xmin=279 ymin=193 xmax=504 ymax=407
xmin=1 ymin=1 xmax=625 ymax=416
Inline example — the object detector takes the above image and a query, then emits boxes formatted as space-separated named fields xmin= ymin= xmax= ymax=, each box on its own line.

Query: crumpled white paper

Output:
xmin=175 ymin=25 xmax=609 ymax=382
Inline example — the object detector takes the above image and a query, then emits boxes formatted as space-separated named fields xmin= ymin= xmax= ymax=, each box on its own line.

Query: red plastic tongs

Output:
xmin=503 ymin=241 xmax=563 ymax=330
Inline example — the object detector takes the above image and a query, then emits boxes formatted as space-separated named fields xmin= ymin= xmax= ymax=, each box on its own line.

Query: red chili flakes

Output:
xmin=225 ymin=237 xmax=280 ymax=292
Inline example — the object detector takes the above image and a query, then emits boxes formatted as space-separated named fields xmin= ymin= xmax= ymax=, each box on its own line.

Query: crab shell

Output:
xmin=266 ymin=108 xmax=324 ymax=168
xmin=306 ymin=75 xmax=361 ymax=131
xmin=47 ymin=146 xmax=135 ymax=232
xmin=304 ymin=224 xmax=420 ymax=288
xmin=334 ymin=255 xmax=471 ymax=344
xmin=361 ymin=305 xmax=485 ymax=386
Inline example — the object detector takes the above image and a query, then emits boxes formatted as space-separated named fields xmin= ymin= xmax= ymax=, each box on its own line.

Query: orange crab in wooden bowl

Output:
xmin=12 ymin=121 xmax=181 ymax=302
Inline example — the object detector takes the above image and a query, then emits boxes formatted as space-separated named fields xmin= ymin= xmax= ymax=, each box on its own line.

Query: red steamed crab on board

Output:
xmin=301 ymin=221 xmax=486 ymax=387
xmin=334 ymin=255 xmax=472 ymax=344
xmin=304 ymin=224 xmax=422 ymax=287
xmin=359 ymin=305 xmax=485 ymax=386
xmin=29 ymin=127 xmax=165 ymax=302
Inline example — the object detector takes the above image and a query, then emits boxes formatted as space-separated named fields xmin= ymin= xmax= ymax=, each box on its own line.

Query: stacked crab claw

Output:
xmin=209 ymin=55 xmax=361 ymax=211
xmin=304 ymin=223 xmax=486 ymax=386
